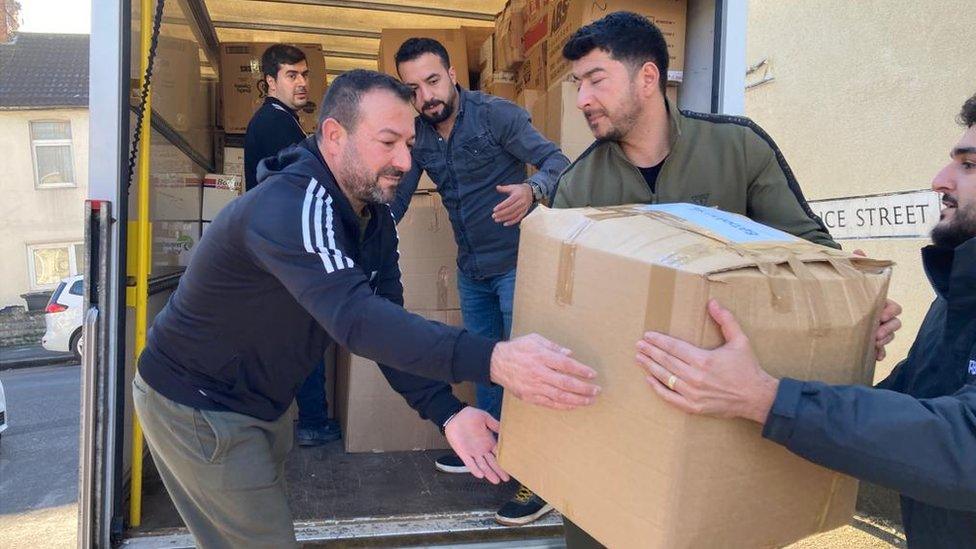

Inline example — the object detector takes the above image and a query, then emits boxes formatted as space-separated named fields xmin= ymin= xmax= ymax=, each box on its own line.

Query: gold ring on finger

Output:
xmin=667 ymin=374 xmax=678 ymax=391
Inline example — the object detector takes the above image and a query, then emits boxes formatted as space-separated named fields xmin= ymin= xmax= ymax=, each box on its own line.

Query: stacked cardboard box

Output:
xmin=481 ymin=70 xmax=517 ymax=102
xmin=337 ymin=309 xmax=477 ymax=453
xmin=152 ymin=221 xmax=201 ymax=269
xmin=494 ymin=0 xmax=527 ymax=71
xmin=201 ymin=173 xmax=243 ymax=222
xmin=336 ymin=192 xmax=476 ymax=453
xmin=498 ymin=203 xmax=892 ymax=547
xmin=219 ymin=43 xmax=327 ymax=134
xmin=543 ymin=81 xmax=590 ymax=161
xmin=150 ymin=173 xmax=202 ymax=221
xmin=217 ymin=134 xmax=244 ymax=181
xmin=378 ymin=28 xmax=470 ymax=89
xmin=545 ymin=0 xmax=687 ymax=87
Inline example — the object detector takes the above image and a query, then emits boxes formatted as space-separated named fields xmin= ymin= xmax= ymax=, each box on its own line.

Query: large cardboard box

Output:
xmin=219 ymin=43 xmax=326 ymax=134
xmin=416 ymin=172 xmax=437 ymax=192
xmin=336 ymin=309 xmax=478 ymax=453
xmin=378 ymin=28 xmax=470 ymax=89
xmin=150 ymin=36 xmax=204 ymax=132
xmin=152 ymin=221 xmax=201 ymax=268
xmin=201 ymin=173 xmax=243 ymax=221
xmin=543 ymin=81 xmax=591 ymax=161
xmin=150 ymin=173 xmax=201 ymax=221
xmin=521 ymin=89 xmax=547 ymax=139
xmin=521 ymin=1 xmax=550 ymax=53
xmin=398 ymin=192 xmax=459 ymax=310
xmin=515 ymin=41 xmax=547 ymax=95
xmin=222 ymin=145 xmax=245 ymax=180
xmin=494 ymin=0 xmax=526 ymax=71
xmin=462 ymin=26 xmax=494 ymax=70
xmin=546 ymin=0 xmax=688 ymax=86
xmin=481 ymin=70 xmax=517 ymax=101
xmin=523 ymin=0 xmax=552 ymax=31
xmin=498 ymin=203 xmax=892 ymax=548
xmin=479 ymin=32 xmax=494 ymax=73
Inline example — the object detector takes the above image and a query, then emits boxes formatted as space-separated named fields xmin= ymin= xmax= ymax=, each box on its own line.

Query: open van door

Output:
xmin=80 ymin=1 xmax=747 ymax=546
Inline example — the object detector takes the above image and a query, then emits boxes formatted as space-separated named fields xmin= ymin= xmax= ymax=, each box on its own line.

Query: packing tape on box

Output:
xmin=786 ymin=254 xmax=831 ymax=336
xmin=556 ymin=218 xmax=595 ymax=305
xmin=437 ymin=265 xmax=451 ymax=310
xmin=645 ymin=266 xmax=678 ymax=335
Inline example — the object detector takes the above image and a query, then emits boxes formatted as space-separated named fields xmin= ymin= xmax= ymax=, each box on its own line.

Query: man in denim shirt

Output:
xmin=391 ymin=37 xmax=569 ymax=526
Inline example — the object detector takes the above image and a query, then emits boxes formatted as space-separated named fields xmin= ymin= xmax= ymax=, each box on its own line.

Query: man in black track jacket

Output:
xmin=243 ymin=44 xmax=310 ymax=192
xmin=133 ymin=70 xmax=601 ymax=549
xmin=640 ymin=93 xmax=976 ymax=548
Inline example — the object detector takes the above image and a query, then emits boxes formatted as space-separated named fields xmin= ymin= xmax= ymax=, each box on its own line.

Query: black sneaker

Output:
xmin=434 ymin=452 xmax=469 ymax=474
xmin=296 ymin=420 xmax=342 ymax=446
xmin=494 ymin=484 xmax=553 ymax=526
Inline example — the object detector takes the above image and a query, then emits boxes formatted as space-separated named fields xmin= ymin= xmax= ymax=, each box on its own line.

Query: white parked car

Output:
xmin=41 ymin=274 xmax=84 ymax=361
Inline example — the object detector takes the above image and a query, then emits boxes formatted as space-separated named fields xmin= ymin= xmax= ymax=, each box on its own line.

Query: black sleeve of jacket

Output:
xmin=243 ymin=181 xmax=495 ymax=386
xmin=742 ymin=128 xmax=839 ymax=249
xmin=371 ymin=208 xmax=466 ymax=427
xmin=763 ymin=378 xmax=976 ymax=512
xmin=244 ymin=112 xmax=305 ymax=191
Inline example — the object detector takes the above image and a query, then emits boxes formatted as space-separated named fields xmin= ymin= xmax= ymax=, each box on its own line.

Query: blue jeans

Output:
xmin=457 ymin=268 xmax=516 ymax=420
xmin=296 ymin=359 xmax=328 ymax=429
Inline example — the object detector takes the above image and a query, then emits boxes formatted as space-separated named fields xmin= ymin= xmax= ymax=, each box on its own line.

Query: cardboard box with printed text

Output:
xmin=498 ymin=203 xmax=892 ymax=548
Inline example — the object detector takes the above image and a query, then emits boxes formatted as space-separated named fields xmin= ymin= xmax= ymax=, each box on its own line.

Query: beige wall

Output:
xmin=744 ymin=0 xmax=973 ymax=380
xmin=0 ymin=108 xmax=89 ymax=307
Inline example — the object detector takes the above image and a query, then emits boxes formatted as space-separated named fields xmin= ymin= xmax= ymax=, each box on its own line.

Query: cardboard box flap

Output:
xmin=535 ymin=203 xmax=893 ymax=278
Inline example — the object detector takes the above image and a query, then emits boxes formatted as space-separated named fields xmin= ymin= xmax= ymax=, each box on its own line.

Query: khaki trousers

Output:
xmin=132 ymin=372 xmax=296 ymax=549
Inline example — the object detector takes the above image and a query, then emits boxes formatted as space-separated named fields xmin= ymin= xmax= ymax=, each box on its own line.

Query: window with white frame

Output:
xmin=30 ymin=120 xmax=75 ymax=188
xmin=27 ymin=242 xmax=85 ymax=289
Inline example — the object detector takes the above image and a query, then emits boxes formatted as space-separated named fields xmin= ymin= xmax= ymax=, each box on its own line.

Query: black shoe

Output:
xmin=434 ymin=452 xmax=470 ymax=474
xmin=296 ymin=419 xmax=342 ymax=446
xmin=495 ymin=485 xmax=553 ymax=526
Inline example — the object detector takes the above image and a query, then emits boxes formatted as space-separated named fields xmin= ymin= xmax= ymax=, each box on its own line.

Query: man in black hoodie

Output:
xmin=634 ymin=93 xmax=976 ymax=549
xmin=133 ymin=70 xmax=601 ymax=548
xmin=243 ymin=44 xmax=310 ymax=191
xmin=243 ymin=44 xmax=341 ymax=447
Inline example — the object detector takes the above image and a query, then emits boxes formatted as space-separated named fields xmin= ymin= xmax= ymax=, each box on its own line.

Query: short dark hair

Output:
xmin=316 ymin=69 xmax=414 ymax=136
xmin=261 ymin=44 xmax=307 ymax=80
xmin=394 ymin=37 xmax=451 ymax=73
xmin=959 ymin=94 xmax=976 ymax=128
xmin=562 ymin=11 xmax=669 ymax=94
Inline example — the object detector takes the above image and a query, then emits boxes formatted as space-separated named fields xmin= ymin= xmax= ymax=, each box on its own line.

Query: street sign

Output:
xmin=809 ymin=190 xmax=941 ymax=239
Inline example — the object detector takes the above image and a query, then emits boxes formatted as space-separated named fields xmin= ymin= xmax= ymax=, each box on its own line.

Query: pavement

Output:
xmin=0 ymin=364 xmax=81 ymax=548
xmin=0 ymin=344 xmax=75 ymax=371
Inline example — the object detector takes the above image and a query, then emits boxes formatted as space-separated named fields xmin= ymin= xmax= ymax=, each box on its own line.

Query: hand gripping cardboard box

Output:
xmin=498 ymin=203 xmax=892 ymax=548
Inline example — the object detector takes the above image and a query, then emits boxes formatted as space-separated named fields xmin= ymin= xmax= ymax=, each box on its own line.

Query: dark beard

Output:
xmin=418 ymin=91 xmax=456 ymax=125
xmin=588 ymin=83 xmax=643 ymax=143
xmin=931 ymin=202 xmax=976 ymax=249
xmin=338 ymin=143 xmax=402 ymax=205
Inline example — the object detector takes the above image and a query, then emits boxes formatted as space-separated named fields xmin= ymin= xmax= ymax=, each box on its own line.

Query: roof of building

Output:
xmin=0 ymin=32 xmax=89 ymax=108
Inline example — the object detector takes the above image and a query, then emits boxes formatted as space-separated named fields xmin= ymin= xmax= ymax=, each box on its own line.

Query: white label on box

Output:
xmin=639 ymin=203 xmax=798 ymax=243
xmin=809 ymin=190 xmax=939 ymax=239
xmin=223 ymin=147 xmax=245 ymax=179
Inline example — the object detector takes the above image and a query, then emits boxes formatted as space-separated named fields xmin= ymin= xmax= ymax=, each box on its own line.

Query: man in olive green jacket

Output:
xmin=552 ymin=12 xmax=836 ymax=249
xmin=551 ymin=12 xmax=902 ymax=549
